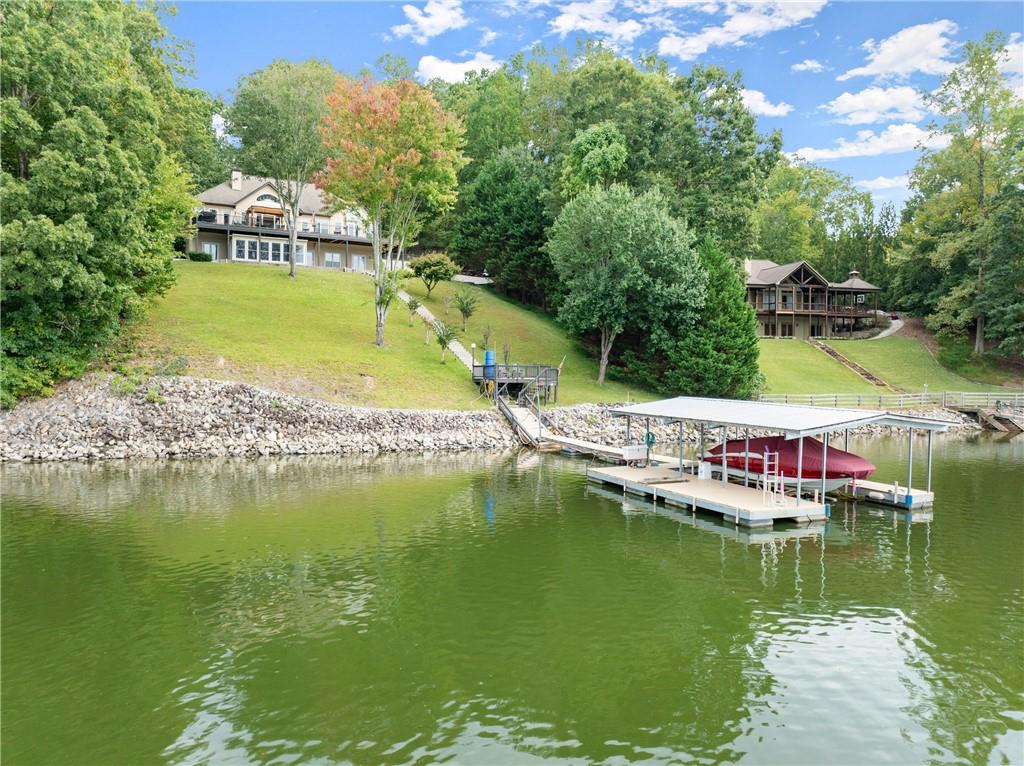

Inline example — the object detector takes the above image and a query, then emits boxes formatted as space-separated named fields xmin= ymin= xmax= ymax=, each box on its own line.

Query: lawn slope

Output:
xmin=757 ymin=340 xmax=879 ymax=394
xmin=826 ymin=337 xmax=1019 ymax=393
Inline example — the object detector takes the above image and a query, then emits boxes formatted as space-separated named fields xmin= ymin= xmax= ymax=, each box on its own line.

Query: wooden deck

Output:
xmin=586 ymin=464 xmax=828 ymax=528
xmin=839 ymin=478 xmax=935 ymax=509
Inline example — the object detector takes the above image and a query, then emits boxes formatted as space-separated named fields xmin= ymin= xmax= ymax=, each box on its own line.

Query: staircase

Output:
xmin=807 ymin=340 xmax=894 ymax=389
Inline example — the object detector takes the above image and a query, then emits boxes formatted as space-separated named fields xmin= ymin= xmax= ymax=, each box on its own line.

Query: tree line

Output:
xmin=2 ymin=3 xmax=1019 ymax=407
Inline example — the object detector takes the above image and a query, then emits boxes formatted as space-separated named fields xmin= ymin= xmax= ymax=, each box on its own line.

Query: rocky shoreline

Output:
xmin=0 ymin=375 xmax=519 ymax=462
xmin=0 ymin=376 xmax=984 ymax=464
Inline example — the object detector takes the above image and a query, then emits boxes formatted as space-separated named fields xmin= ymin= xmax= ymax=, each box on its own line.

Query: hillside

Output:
xmin=138 ymin=262 xmax=645 ymax=409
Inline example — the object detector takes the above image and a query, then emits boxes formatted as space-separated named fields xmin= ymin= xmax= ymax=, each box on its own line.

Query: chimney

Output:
xmin=743 ymin=257 xmax=752 ymax=276
xmin=848 ymin=270 xmax=860 ymax=279
xmin=230 ymin=168 xmax=242 ymax=191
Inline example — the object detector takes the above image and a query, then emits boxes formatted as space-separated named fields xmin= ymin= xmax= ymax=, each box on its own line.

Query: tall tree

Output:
xmin=663 ymin=238 xmax=762 ymax=399
xmin=452 ymin=145 xmax=557 ymax=307
xmin=926 ymin=31 xmax=1021 ymax=353
xmin=228 ymin=59 xmax=337 ymax=278
xmin=559 ymin=121 xmax=628 ymax=198
xmin=546 ymin=184 xmax=706 ymax=384
xmin=0 ymin=0 xmax=194 ymax=406
xmin=319 ymin=76 xmax=464 ymax=346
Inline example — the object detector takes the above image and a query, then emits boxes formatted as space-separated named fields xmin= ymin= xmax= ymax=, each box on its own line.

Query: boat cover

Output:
xmin=706 ymin=436 xmax=875 ymax=480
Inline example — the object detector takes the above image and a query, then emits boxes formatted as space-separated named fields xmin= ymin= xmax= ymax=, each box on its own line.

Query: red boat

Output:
xmin=706 ymin=435 xmax=875 ymax=491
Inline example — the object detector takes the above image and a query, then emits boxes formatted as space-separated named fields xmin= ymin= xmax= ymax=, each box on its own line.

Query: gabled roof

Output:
xmin=830 ymin=275 xmax=881 ymax=292
xmin=746 ymin=259 xmax=829 ymax=287
xmin=199 ymin=175 xmax=332 ymax=216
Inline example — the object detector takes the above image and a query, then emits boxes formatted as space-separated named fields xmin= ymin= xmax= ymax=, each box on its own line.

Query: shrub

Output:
xmin=187 ymin=251 xmax=213 ymax=262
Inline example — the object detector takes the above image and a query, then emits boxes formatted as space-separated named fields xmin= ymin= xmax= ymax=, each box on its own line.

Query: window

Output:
xmin=271 ymin=242 xmax=282 ymax=262
xmin=334 ymin=223 xmax=342 ymax=234
xmin=301 ymin=221 xmax=310 ymax=231
xmin=256 ymin=193 xmax=280 ymax=204
xmin=325 ymin=252 xmax=340 ymax=268
xmin=347 ymin=222 xmax=358 ymax=237
xmin=352 ymin=255 xmax=366 ymax=272
xmin=259 ymin=241 xmax=270 ymax=261
xmin=202 ymin=242 xmax=219 ymax=260
xmin=247 ymin=240 xmax=258 ymax=261
xmin=235 ymin=239 xmax=245 ymax=260
xmin=295 ymin=244 xmax=305 ymax=265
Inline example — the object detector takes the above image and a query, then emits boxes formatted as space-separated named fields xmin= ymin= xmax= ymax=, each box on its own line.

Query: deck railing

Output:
xmin=758 ymin=391 xmax=1024 ymax=409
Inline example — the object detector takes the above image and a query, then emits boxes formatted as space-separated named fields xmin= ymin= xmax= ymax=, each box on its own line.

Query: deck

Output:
xmin=586 ymin=463 xmax=829 ymax=528
xmin=839 ymin=478 xmax=935 ymax=509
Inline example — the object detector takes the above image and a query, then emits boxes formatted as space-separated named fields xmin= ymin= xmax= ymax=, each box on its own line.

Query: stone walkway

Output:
xmin=397 ymin=289 xmax=474 ymax=370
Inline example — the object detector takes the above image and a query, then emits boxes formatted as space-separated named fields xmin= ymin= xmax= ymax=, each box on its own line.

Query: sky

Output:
xmin=166 ymin=1 xmax=1024 ymax=211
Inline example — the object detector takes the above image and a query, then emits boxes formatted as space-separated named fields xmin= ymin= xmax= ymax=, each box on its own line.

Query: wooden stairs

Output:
xmin=807 ymin=340 xmax=895 ymax=390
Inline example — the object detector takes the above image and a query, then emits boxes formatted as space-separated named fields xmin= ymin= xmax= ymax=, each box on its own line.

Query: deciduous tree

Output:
xmin=228 ymin=59 xmax=337 ymax=278
xmin=410 ymin=252 xmax=458 ymax=298
xmin=319 ymin=76 xmax=464 ymax=346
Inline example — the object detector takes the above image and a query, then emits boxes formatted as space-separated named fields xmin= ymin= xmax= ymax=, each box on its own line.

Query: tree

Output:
xmin=410 ymin=252 xmax=458 ymax=298
xmin=754 ymin=189 xmax=815 ymax=264
xmin=926 ymin=31 xmax=1021 ymax=353
xmin=406 ymin=297 xmax=421 ymax=326
xmin=560 ymin=121 xmax=627 ymax=198
xmin=228 ymin=59 xmax=337 ymax=278
xmin=319 ymin=76 xmax=465 ymax=346
xmin=433 ymin=321 xmax=459 ymax=363
xmin=663 ymin=238 xmax=762 ymax=399
xmin=451 ymin=145 xmax=556 ymax=306
xmin=977 ymin=186 xmax=1024 ymax=356
xmin=453 ymin=288 xmax=479 ymax=331
xmin=546 ymin=184 xmax=706 ymax=384
xmin=1 ymin=0 xmax=194 ymax=406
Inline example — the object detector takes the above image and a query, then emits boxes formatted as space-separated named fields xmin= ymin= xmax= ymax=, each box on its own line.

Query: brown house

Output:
xmin=744 ymin=259 xmax=881 ymax=339
xmin=187 ymin=170 xmax=385 ymax=272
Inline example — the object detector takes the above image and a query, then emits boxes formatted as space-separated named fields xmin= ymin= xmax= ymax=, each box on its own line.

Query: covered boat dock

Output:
xmin=585 ymin=397 xmax=954 ymax=527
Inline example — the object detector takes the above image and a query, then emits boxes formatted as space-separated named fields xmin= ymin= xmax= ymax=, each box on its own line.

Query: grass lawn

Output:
xmin=138 ymin=262 xmax=484 ymax=409
xmin=405 ymin=280 xmax=652 ymax=405
xmin=757 ymin=339 xmax=880 ymax=394
xmin=826 ymin=337 xmax=1020 ymax=393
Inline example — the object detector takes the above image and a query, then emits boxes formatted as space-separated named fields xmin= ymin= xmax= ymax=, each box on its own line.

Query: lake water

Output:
xmin=2 ymin=435 xmax=1022 ymax=765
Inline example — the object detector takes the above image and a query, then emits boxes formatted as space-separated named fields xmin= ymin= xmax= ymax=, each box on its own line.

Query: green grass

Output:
xmin=405 ymin=281 xmax=651 ymax=405
xmin=826 ymin=337 xmax=1020 ymax=393
xmin=757 ymin=339 xmax=880 ymax=394
xmin=139 ymin=262 xmax=482 ymax=409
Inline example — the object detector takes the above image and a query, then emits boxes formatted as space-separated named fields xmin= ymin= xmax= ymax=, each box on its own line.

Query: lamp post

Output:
xmin=470 ymin=342 xmax=476 ymax=367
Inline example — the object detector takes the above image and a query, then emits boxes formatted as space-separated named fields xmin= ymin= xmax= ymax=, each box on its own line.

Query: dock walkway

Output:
xmin=586 ymin=463 xmax=828 ymax=528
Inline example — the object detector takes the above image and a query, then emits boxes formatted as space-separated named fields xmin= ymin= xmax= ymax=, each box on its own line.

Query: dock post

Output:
xmin=796 ymin=436 xmax=804 ymax=507
xmin=844 ymin=429 xmax=849 ymax=452
xmin=626 ymin=416 xmax=632 ymax=445
xmin=645 ymin=417 xmax=651 ymax=466
xmin=820 ymin=432 xmax=829 ymax=506
xmin=677 ymin=421 xmax=683 ymax=474
xmin=721 ymin=426 xmax=727 ymax=486
xmin=926 ymin=430 xmax=933 ymax=492
xmin=907 ymin=428 xmax=914 ymax=493
xmin=699 ymin=424 xmax=705 ymax=468
xmin=744 ymin=429 xmax=750 ymax=487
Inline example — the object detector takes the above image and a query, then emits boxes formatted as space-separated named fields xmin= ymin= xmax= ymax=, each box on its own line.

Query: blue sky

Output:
xmin=167 ymin=1 xmax=1023 ymax=210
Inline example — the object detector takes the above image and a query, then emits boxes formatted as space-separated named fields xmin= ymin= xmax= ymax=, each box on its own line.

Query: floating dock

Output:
xmin=838 ymin=478 xmax=935 ymax=509
xmin=585 ymin=463 xmax=828 ymax=528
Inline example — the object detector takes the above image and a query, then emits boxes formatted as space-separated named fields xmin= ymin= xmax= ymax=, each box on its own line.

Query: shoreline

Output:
xmin=0 ymin=375 xmax=984 ymax=464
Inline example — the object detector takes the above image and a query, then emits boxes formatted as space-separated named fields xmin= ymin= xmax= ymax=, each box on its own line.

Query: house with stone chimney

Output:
xmin=743 ymin=258 xmax=882 ymax=339
xmin=187 ymin=170 xmax=382 ymax=272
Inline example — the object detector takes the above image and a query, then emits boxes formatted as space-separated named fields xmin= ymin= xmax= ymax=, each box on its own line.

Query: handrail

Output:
xmin=758 ymin=391 xmax=1024 ymax=409
xmin=496 ymin=395 xmax=537 ymax=447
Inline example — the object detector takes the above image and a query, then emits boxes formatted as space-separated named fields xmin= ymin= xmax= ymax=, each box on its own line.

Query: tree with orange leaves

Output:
xmin=319 ymin=77 xmax=464 ymax=347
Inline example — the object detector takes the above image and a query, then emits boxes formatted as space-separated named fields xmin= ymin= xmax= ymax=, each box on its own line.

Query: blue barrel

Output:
xmin=484 ymin=350 xmax=496 ymax=379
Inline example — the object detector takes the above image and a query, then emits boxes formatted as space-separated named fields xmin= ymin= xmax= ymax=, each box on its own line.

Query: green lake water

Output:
xmin=2 ymin=435 xmax=1022 ymax=765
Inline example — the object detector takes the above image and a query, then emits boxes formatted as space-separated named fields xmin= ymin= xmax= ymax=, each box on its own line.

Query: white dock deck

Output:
xmin=842 ymin=478 xmax=935 ymax=509
xmin=586 ymin=464 xmax=828 ymax=528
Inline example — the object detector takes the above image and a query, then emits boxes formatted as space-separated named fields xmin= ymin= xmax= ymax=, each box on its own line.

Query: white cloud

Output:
xmin=392 ymin=0 xmax=469 ymax=44
xmin=1001 ymin=33 xmax=1023 ymax=94
xmin=822 ymin=86 xmax=928 ymax=125
xmin=657 ymin=1 xmax=826 ymax=61
xmin=478 ymin=27 xmax=498 ymax=47
xmin=211 ymin=113 xmax=226 ymax=140
xmin=855 ymin=174 xmax=910 ymax=191
xmin=416 ymin=52 xmax=501 ymax=83
xmin=550 ymin=0 xmax=646 ymax=47
xmin=741 ymin=88 xmax=793 ymax=117
xmin=791 ymin=123 xmax=950 ymax=162
xmin=791 ymin=58 xmax=824 ymax=72
xmin=838 ymin=20 xmax=958 ymax=81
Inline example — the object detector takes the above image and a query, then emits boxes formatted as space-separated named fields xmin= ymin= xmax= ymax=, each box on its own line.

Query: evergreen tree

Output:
xmin=663 ymin=238 xmax=762 ymax=399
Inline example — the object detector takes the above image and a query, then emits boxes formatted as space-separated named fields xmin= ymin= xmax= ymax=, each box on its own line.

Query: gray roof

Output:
xmin=610 ymin=396 xmax=954 ymax=438
xmin=830 ymin=275 xmax=881 ymax=292
xmin=199 ymin=175 xmax=332 ymax=215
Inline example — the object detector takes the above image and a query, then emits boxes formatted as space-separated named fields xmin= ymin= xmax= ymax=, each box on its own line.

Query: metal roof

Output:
xmin=610 ymin=396 xmax=954 ymax=438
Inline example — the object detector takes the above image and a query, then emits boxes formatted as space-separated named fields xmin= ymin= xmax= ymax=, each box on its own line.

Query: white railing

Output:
xmin=758 ymin=391 xmax=1024 ymax=409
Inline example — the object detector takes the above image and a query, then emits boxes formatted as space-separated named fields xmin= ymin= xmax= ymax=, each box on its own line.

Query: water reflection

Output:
xmin=1 ymin=435 xmax=1021 ymax=765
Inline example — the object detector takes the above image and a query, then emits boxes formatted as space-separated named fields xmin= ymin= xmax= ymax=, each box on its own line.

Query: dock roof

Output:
xmin=610 ymin=397 xmax=955 ymax=438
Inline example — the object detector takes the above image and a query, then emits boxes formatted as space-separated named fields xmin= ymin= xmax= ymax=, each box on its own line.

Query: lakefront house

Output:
xmin=187 ymin=170 xmax=384 ymax=272
xmin=744 ymin=258 xmax=882 ymax=339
